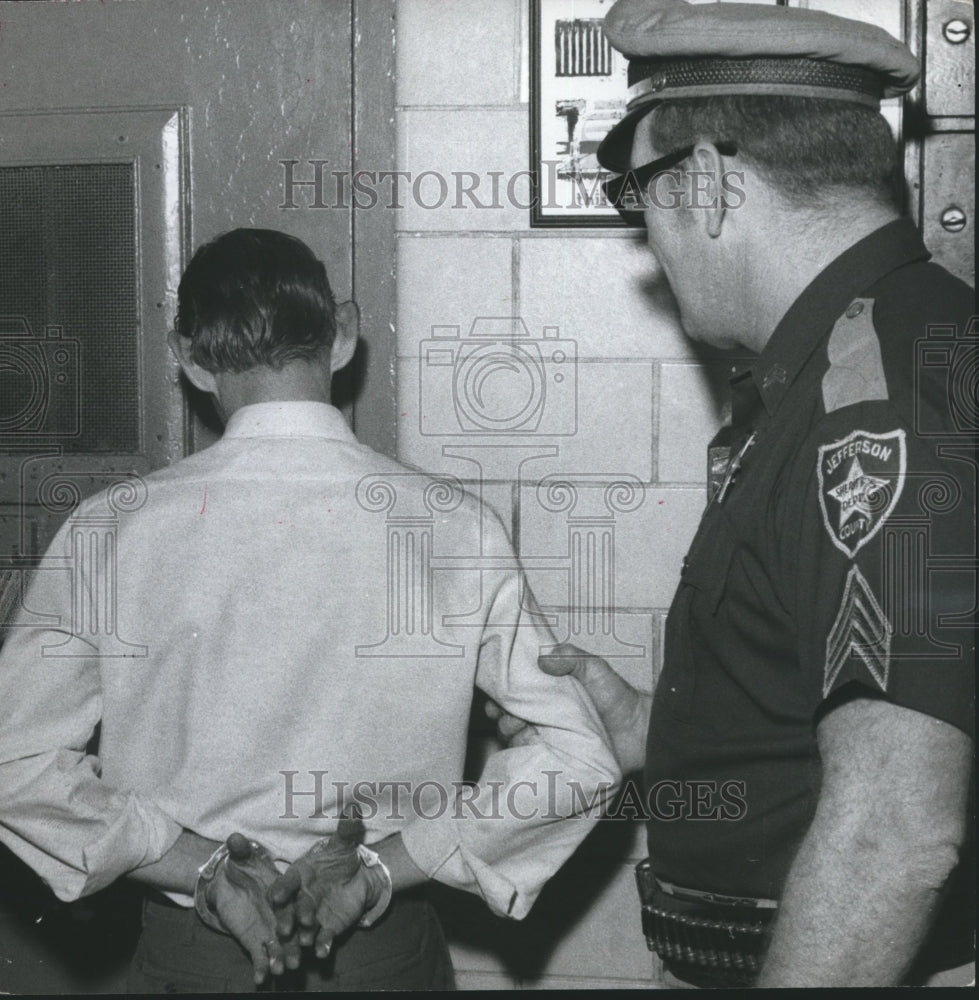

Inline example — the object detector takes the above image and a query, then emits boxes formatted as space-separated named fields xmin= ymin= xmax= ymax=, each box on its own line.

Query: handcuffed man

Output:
xmin=0 ymin=228 xmax=620 ymax=992
xmin=493 ymin=0 xmax=975 ymax=987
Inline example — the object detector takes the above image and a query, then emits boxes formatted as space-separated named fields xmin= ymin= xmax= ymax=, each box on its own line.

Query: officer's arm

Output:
xmin=756 ymin=695 xmax=970 ymax=987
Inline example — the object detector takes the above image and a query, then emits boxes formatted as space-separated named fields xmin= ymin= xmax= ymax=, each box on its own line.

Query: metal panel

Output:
xmin=920 ymin=132 xmax=975 ymax=286
xmin=0 ymin=164 xmax=139 ymax=454
xmin=0 ymin=108 xmax=185 ymax=560
xmin=924 ymin=0 xmax=975 ymax=117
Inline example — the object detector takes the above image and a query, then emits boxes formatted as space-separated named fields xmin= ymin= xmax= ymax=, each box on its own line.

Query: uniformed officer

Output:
xmin=492 ymin=0 xmax=975 ymax=987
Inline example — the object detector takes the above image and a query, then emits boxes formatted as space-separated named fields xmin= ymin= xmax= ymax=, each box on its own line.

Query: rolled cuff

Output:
xmin=399 ymin=823 xmax=522 ymax=918
xmin=64 ymin=793 xmax=183 ymax=900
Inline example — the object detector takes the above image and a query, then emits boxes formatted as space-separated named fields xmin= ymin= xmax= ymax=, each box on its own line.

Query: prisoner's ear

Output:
xmin=330 ymin=301 xmax=360 ymax=374
xmin=167 ymin=329 xmax=218 ymax=394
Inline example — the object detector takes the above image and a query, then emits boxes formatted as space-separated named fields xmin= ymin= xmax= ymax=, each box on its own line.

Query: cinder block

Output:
xmin=397 ymin=109 xmax=528 ymax=232
xmin=657 ymin=361 xmax=733 ymax=484
xmin=607 ymin=611 xmax=658 ymax=694
xmin=396 ymin=0 xmax=520 ymax=107
xmin=396 ymin=236 xmax=513 ymax=357
xmin=519 ymin=485 xmax=706 ymax=610
xmin=518 ymin=237 xmax=696 ymax=360
xmin=396 ymin=356 xmax=654 ymax=484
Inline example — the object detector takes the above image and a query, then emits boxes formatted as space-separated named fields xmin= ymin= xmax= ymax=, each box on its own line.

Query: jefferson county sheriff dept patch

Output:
xmin=817 ymin=428 xmax=907 ymax=558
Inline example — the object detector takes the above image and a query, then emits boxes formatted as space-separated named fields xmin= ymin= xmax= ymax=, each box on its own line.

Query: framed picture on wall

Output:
xmin=530 ymin=0 xmax=629 ymax=227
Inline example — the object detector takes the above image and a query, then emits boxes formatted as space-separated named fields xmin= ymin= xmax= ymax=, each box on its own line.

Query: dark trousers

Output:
xmin=127 ymin=890 xmax=454 ymax=993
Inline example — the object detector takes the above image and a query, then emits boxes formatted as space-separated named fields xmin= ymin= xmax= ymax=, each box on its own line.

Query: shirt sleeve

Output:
xmin=399 ymin=511 xmax=622 ymax=919
xmin=792 ymin=400 xmax=975 ymax=738
xmin=0 ymin=516 xmax=182 ymax=902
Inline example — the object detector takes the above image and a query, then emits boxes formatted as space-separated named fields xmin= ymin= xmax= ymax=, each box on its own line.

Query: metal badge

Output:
xmin=714 ymin=431 xmax=757 ymax=504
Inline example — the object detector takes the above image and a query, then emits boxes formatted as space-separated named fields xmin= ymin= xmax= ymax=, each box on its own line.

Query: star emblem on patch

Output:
xmin=827 ymin=457 xmax=890 ymax=529
xmin=817 ymin=429 xmax=906 ymax=557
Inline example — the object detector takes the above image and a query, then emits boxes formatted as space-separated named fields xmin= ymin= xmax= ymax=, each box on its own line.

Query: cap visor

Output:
xmin=596 ymin=103 xmax=658 ymax=173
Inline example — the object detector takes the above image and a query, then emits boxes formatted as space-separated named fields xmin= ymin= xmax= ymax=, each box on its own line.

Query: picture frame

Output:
xmin=529 ymin=0 xmax=630 ymax=228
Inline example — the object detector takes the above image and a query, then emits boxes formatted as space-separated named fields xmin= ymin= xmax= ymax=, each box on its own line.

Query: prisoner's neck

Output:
xmin=213 ymin=357 xmax=333 ymax=421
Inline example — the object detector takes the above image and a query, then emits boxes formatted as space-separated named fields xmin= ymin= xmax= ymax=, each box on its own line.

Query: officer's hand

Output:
xmin=201 ymin=833 xmax=302 ymax=985
xmin=268 ymin=814 xmax=390 ymax=960
xmin=486 ymin=642 xmax=651 ymax=773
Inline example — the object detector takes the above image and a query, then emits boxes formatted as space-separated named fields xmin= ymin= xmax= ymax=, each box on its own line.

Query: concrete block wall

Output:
xmin=395 ymin=0 xmax=713 ymax=987
xmin=394 ymin=0 xmax=903 ymax=989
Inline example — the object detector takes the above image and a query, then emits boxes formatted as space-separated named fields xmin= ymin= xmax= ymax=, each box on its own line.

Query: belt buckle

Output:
xmin=634 ymin=858 xmax=657 ymax=904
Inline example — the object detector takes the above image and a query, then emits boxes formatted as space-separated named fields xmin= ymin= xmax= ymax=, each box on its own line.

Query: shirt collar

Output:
xmin=749 ymin=218 xmax=931 ymax=415
xmin=222 ymin=401 xmax=358 ymax=441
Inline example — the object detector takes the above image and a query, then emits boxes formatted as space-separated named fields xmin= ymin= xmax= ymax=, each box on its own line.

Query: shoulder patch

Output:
xmin=817 ymin=428 xmax=906 ymax=557
xmin=822 ymin=298 xmax=889 ymax=414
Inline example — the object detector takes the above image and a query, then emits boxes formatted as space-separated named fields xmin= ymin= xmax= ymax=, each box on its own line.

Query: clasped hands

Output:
xmin=194 ymin=813 xmax=391 ymax=985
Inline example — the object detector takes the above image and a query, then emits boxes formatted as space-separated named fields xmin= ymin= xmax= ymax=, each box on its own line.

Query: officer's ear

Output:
xmin=330 ymin=300 xmax=360 ymax=374
xmin=690 ymin=141 xmax=728 ymax=239
xmin=167 ymin=329 xmax=219 ymax=394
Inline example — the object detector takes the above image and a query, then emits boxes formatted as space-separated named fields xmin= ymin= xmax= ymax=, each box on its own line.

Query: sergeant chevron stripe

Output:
xmin=824 ymin=565 xmax=892 ymax=697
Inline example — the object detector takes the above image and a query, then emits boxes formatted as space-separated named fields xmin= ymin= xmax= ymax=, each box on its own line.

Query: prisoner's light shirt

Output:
xmin=0 ymin=402 xmax=619 ymax=913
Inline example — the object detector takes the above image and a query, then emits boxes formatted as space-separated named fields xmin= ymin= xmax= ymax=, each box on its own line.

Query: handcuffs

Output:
xmin=194 ymin=836 xmax=393 ymax=934
xmin=306 ymin=835 xmax=394 ymax=928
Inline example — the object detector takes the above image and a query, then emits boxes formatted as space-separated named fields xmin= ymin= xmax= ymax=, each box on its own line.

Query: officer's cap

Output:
xmin=597 ymin=0 xmax=921 ymax=172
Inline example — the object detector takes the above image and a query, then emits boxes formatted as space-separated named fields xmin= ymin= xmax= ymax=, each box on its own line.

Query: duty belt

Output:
xmin=635 ymin=859 xmax=777 ymax=988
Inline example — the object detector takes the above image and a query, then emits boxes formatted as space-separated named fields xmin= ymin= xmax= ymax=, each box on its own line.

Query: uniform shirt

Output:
xmin=0 ymin=402 xmax=619 ymax=916
xmin=645 ymin=219 xmax=975 ymax=900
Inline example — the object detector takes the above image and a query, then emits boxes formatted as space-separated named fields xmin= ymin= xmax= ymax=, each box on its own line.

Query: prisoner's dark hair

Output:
xmin=648 ymin=96 xmax=900 ymax=208
xmin=175 ymin=228 xmax=337 ymax=373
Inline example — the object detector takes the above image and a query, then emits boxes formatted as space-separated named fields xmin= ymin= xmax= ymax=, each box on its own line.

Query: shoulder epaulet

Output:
xmin=821 ymin=297 xmax=889 ymax=414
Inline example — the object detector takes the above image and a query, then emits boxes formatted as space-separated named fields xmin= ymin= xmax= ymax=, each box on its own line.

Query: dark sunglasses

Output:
xmin=602 ymin=142 xmax=738 ymax=227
